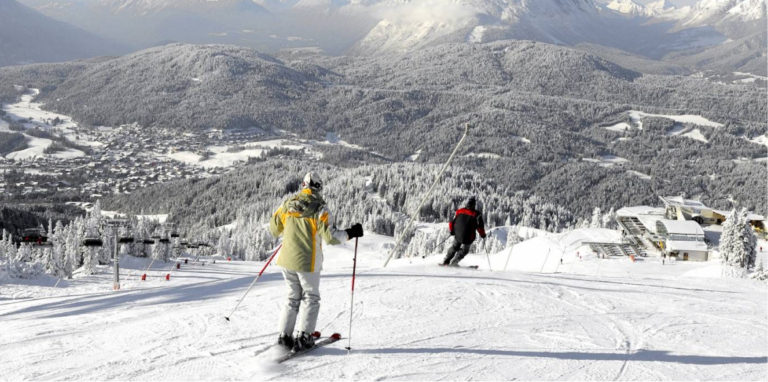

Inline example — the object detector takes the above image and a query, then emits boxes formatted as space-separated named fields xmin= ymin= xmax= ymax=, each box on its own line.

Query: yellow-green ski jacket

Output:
xmin=270 ymin=188 xmax=346 ymax=272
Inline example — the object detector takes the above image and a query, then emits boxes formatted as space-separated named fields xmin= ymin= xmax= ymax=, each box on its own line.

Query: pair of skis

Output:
xmin=274 ymin=332 xmax=342 ymax=363
xmin=438 ymin=263 xmax=479 ymax=269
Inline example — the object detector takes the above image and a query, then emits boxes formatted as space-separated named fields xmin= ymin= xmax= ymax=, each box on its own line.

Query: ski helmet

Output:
xmin=302 ymin=172 xmax=323 ymax=191
xmin=466 ymin=196 xmax=476 ymax=209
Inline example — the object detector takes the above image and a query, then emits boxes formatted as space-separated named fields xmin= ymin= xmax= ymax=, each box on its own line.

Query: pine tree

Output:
xmin=590 ymin=207 xmax=602 ymax=229
xmin=602 ymin=208 xmax=617 ymax=230
xmin=720 ymin=209 xmax=757 ymax=277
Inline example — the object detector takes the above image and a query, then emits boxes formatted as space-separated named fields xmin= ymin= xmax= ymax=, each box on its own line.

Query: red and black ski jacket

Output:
xmin=449 ymin=208 xmax=486 ymax=244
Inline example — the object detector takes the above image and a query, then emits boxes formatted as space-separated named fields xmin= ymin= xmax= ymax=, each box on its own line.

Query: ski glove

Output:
xmin=345 ymin=223 xmax=364 ymax=239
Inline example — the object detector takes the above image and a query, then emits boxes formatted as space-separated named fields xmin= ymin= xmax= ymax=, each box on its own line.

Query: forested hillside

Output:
xmin=104 ymin=159 xmax=578 ymax=259
xmin=2 ymin=41 xmax=766 ymax=221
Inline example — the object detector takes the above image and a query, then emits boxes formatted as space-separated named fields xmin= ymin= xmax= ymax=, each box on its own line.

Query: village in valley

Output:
xmin=0 ymin=88 xmax=300 ymax=201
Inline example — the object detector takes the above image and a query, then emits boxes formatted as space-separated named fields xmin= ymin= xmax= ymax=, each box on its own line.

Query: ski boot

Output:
xmin=291 ymin=331 xmax=315 ymax=353
xmin=277 ymin=332 xmax=293 ymax=350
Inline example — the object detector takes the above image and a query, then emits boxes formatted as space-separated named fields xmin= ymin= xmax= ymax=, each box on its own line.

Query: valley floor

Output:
xmin=1 ymin=234 xmax=766 ymax=381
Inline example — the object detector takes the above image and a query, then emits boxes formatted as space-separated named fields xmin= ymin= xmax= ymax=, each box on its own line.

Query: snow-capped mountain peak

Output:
xmin=605 ymin=0 xmax=683 ymax=17
xmin=351 ymin=0 xmax=606 ymax=54
xmin=684 ymin=0 xmax=766 ymax=25
xmin=606 ymin=0 xmax=645 ymax=15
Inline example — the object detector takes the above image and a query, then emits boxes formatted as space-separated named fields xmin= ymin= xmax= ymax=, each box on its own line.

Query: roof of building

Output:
xmin=616 ymin=206 xmax=665 ymax=217
xmin=712 ymin=209 xmax=765 ymax=222
xmin=657 ymin=219 xmax=705 ymax=236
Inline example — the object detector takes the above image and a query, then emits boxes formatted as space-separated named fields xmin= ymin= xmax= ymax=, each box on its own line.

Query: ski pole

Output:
xmin=424 ymin=235 xmax=452 ymax=259
xmin=383 ymin=123 xmax=471 ymax=267
xmin=484 ymin=239 xmax=492 ymax=271
xmin=346 ymin=237 xmax=359 ymax=352
xmin=224 ymin=243 xmax=282 ymax=322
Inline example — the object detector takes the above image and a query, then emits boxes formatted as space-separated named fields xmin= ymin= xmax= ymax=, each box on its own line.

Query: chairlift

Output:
xmin=143 ymin=239 xmax=156 ymax=245
xmin=21 ymin=228 xmax=48 ymax=245
xmin=83 ymin=237 xmax=103 ymax=247
xmin=159 ymin=238 xmax=170 ymax=244
xmin=82 ymin=226 xmax=103 ymax=247
xmin=116 ymin=226 xmax=134 ymax=244
xmin=170 ymin=232 xmax=180 ymax=238
xmin=198 ymin=243 xmax=211 ymax=248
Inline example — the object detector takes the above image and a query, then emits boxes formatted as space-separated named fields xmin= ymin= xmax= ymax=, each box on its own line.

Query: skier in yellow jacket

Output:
xmin=270 ymin=172 xmax=363 ymax=352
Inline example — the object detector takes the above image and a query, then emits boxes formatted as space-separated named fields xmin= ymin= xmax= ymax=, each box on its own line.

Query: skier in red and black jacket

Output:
xmin=442 ymin=196 xmax=486 ymax=266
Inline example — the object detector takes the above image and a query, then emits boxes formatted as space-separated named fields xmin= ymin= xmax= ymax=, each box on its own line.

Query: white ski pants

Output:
xmin=277 ymin=269 xmax=321 ymax=336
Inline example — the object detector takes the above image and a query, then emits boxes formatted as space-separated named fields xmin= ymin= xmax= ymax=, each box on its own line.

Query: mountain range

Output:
xmin=6 ymin=0 xmax=766 ymax=75
xmin=1 ymin=41 xmax=764 ymax=217
xmin=0 ymin=0 xmax=125 ymax=67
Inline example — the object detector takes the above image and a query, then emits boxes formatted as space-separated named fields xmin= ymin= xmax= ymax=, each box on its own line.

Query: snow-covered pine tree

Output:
xmin=506 ymin=225 xmax=521 ymax=250
xmin=753 ymin=256 xmax=767 ymax=281
xmin=52 ymin=221 xmax=71 ymax=279
xmin=590 ymin=207 xmax=602 ymax=229
xmin=9 ymin=244 xmax=44 ymax=279
xmin=217 ymin=230 xmax=232 ymax=258
xmin=602 ymin=208 xmax=617 ymax=230
xmin=0 ymin=230 xmax=17 ymax=277
xmin=720 ymin=208 xmax=758 ymax=277
xmin=82 ymin=246 xmax=98 ymax=275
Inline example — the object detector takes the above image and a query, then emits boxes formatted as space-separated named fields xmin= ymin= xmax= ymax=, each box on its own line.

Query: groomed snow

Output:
xmin=583 ymin=155 xmax=629 ymax=167
xmin=604 ymin=122 xmax=633 ymax=132
xmin=681 ymin=128 xmax=708 ymax=143
xmin=629 ymin=110 xmax=723 ymax=129
xmin=626 ymin=170 xmax=652 ymax=180
xmin=749 ymin=134 xmax=768 ymax=148
xmin=407 ymin=149 xmax=422 ymax=161
xmin=1 ymin=229 xmax=766 ymax=380
xmin=666 ymin=125 xmax=709 ymax=143
xmin=5 ymin=136 xmax=51 ymax=160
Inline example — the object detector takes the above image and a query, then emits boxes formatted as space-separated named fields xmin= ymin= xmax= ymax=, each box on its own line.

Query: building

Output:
xmin=655 ymin=219 xmax=708 ymax=261
xmin=659 ymin=195 xmax=725 ymax=225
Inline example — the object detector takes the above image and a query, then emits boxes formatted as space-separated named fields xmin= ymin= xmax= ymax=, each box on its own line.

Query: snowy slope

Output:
xmin=1 ymin=88 xmax=92 ymax=159
xmin=1 ymin=230 xmax=766 ymax=380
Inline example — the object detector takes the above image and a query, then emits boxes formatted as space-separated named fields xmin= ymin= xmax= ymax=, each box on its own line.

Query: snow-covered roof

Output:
xmin=656 ymin=220 xmax=704 ymax=236
xmin=712 ymin=209 xmax=765 ymax=222
xmin=637 ymin=214 xmax=664 ymax=234
xmin=616 ymin=206 xmax=664 ymax=217
xmin=666 ymin=240 xmax=708 ymax=253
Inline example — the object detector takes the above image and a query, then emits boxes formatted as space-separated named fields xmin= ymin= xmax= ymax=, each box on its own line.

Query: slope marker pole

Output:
xmin=484 ymin=239 xmax=493 ymax=271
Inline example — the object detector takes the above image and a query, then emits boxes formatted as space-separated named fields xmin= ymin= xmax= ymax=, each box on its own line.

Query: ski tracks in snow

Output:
xmin=2 ymin=258 xmax=766 ymax=380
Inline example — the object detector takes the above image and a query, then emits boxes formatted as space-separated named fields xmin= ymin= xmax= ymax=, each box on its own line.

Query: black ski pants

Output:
xmin=443 ymin=240 xmax=472 ymax=266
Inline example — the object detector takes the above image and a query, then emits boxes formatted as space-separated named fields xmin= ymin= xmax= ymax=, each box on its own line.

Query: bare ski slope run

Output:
xmin=1 ymin=231 xmax=766 ymax=380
